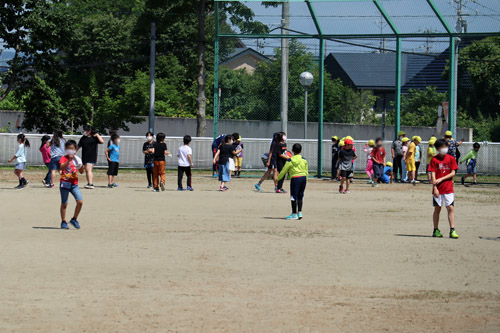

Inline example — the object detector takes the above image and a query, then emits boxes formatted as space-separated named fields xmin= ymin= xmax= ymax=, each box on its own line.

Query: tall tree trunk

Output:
xmin=196 ymin=0 xmax=207 ymax=137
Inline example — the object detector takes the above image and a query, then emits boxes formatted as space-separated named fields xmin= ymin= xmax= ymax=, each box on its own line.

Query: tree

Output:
xmin=399 ymin=87 xmax=447 ymax=127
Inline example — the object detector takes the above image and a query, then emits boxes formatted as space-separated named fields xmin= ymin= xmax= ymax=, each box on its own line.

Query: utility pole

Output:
xmin=280 ymin=1 xmax=289 ymax=134
xmin=149 ymin=22 xmax=156 ymax=134
xmin=452 ymin=0 xmax=467 ymax=136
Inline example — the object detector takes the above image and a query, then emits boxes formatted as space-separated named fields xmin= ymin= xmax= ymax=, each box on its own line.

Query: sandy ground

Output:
xmin=0 ymin=169 xmax=499 ymax=332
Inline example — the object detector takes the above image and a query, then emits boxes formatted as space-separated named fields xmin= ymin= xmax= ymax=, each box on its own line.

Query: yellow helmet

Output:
xmin=346 ymin=136 xmax=354 ymax=141
xmin=428 ymin=139 xmax=436 ymax=145
xmin=339 ymin=140 xmax=345 ymax=147
xmin=414 ymin=136 xmax=422 ymax=143
xmin=368 ymin=139 xmax=375 ymax=146
xmin=332 ymin=135 xmax=339 ymax=140
xmin=401 ymin=137 xmax=410 ymax=143
xmin=386 ymin=161 xmax=393 ymax=167
xmin=341 ymin=137 xmax=346 ymax=141
xmin=445 ymin=130 xmax=453 ymax=137
xmin=398 ymin=130 xmax=406 ymax=136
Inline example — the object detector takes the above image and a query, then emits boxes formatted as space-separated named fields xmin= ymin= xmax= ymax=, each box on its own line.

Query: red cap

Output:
xmin=344 ymin=139 xmax=353 ymax=145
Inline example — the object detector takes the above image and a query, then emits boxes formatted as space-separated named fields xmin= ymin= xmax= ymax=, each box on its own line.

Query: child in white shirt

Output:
xmin=177 ymin=135 xmax=194 ymax=191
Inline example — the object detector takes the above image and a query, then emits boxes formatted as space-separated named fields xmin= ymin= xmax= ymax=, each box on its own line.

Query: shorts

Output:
xmin=290 ymin=176 xmax=307 ymax=201
xmin=433 ymin=193 xmax=455 ymax=207
xmin=60 ymin=183 xmax=83 ymax=204
xmin=467 ymin=160 xmax=477 ymax=174
xmin=269 ymin=155 xmax=277 ymax=169
xmin=107 ymin=161 xmax=119 ymax=176
xmin=234 ymin=157 xmax=243 ymax=168
xmin=340 ymin=169 xmax=353 ymax=179
xmin=406 ymin=161 xmax=416 ymax=172
xmin=15 ymin=162 xmax=26 ymax=170
xmin=372 ymin=163 xmax=384 ymax=179
xmin=48 ymin=156 xmax=62 ymax=171
xmin=82 ymin=160 xmax=96 ymax=166
xmin=218 ymin=162 xmax=231 ymax=182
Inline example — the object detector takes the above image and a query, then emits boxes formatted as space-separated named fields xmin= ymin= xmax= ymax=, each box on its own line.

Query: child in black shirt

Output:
xmin=213 ymin=135 xmax=238 ymax=191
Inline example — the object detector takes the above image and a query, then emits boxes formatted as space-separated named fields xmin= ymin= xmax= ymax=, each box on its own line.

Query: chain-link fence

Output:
xmin=1 ymin=134 xmax=499 ymax=176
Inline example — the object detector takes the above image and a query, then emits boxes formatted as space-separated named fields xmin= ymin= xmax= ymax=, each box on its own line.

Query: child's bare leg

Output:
xmin=433 ymin=206 xmax=441 ymax=229
xmin=221 ymin=181 xmax=225 ymax=188
xmin=446 ymin=205 xmax=455 ymax=229
xmin=108 ymin=175 xmax=113 ymax=184
xmin=340 ymin=177 xmax=345 ymax=187
xmin=473 ymin=173 xmax=477 ymax=182
xmin=346 ymin=179 xmax=350 ymax=191
xmin=60 ymin=203 xmax=68 ymax=221
xmin=51 ymin=169 xmax=57 ymax=184
xmin=272 ymin=168 xmax=278 ymax=187
xmin=73 ymin=200 xmax=83 ymax=219
xmin=259 ymin=169 xmax=271 ymax=183
xmin=464 ymin=173 xmax=470 ymax=180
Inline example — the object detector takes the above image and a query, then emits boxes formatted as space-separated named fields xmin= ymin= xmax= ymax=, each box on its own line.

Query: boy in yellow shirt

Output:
xmin=277 ymin=143 xmax=308 ymax=220
xmin=405 ymin=136 xmax=421 ymax=185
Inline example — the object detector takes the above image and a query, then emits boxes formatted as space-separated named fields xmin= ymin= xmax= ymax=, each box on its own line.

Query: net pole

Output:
xmin=213 ymin=1 xmax=220 ymax=140
xmin=317 ymin=37 xmax=325 ymax=177
xmin=448 ymin=36 xmax=456 ymax=133
xmin=395 ymin=37 xmax=402 ymax=140
xmin=280 ymin=1 xmax=290 ymax=134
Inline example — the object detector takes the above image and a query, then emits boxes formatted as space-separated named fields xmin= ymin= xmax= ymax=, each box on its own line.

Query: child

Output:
xmin=401 ymin=137 xmax=410 ymax=182
xmin=381 ymin=161 xmax=393 ymax=184
xmin=40 ymin=135 xmax=52 ymax=187
xmin=8 ymin=133 xmax=30 ymax=189
xmin=214 ymin=135 xmax=237 ymax=191
xmin=105 ymin=133 xmax=120 ymax=188
xmin=233 ymin=136 xmax=244 ymax=178
xmin=59 ymin=140 xmax=84 ymax=229
xmin=152 ymin=132 xmax=170 ymax=192
xmin=370 ymin=138 xmax=386 ymax=187
xmin=254 ymin=133 xmax=280 ymax=192
xmin=331 ymin=136 xmax=339 ymax=180
xmin=364 ymin=139 xmax=375 ymax=184
xmin=143 ymin=132 xmax=155 ymax=188
xmin=429 ymin=139 xmax=459 ymax=239
xmin=336 ymin=139 xmax=345 ymax=180
xmin=177 ymin=135 xmax=194 ymax=191
xmin=415 ymin=137 xmax=422 ymax=181
xmin=426 ymin=138 xmax=437 ymax=182
xmin=277 ymin=143 xmax=308 ymax=220
xmin=405 ymin=136 xmax=421 ymax=185
xmin=276 ymin=132 xmax=289 ymax=194
xmin=460 ymin=142 xmax=481 ymax=185
xmin=48 ymin=130 xmax=66 ymax=189
xmin=338 ymin=138 xmax=357 ymax=194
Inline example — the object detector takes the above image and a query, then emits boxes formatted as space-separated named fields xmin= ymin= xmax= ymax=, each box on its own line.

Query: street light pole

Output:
xmin=299 ymin=71 xmax=314 ymax=139
xmin=304 ymin=86 xmax=308 ymax=139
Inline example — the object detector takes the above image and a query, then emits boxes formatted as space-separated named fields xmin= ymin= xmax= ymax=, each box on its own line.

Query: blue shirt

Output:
xmin=50 ymin=138 xmax=66 ymax=158
xmin=15 ymin=143 xmax=27 ymax=163
xmin=381 ymin=166 xmax=393 ymax=183
xmin=108 ymin=144 xmax=120 ymax=162
xmin=415 ymin=145 xmax=421 ymax=161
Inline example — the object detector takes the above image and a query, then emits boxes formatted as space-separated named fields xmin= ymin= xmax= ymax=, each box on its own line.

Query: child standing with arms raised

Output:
xmin=429 ymin=139 xmax=459 ymax=239
xmin=105 ymin=133 xmax=120 ymax=188
xmin=277 ymin=143 xmax=308 ymax=220
xmin=59 ymin=140 xmax=84 ymax=229
xmin=8 ymin=134 xmax=30 ymax=189
xmin=177 ymin=135 xmax=194 ymax=191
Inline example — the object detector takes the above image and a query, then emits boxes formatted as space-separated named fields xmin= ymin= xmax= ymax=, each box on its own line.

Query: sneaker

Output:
xmin=339 ymin=185 xmax=343 ymax=193
xmin=297 ymin=212 xmax=303 ymax=220
xmin=372 ymin=183 xmax=378 ymax=187
xmin=69 ymin=218 xmax=80 ymax=229
xmin=49 ymin=184 xmax=55 ymax=188
xmin=254 ymin=183 xmax=262 ymax=191
xmin=160 ymin=182 xmax=165 ymax=191
xmin=84 ymin=184 xmax=95 ymax=189
xmin=187 ymin=186 xmax=194 ymax=191
xmin=112 ymin=183 xmax=119 ymax=187
xmin=153 ymin=188 xmax=160 ymax=192
xmin=15 ymin=185 xmax=25 ymax=190
xmin=366 ymin=180 xmax=373 ymax=184
xmin=450 ymin=229 xmax=459 ymax=239
xmin=23 ymin=179 xmax=29 ymax=186
xmin=61 ymin=221 xmax=69 ymax=229
xmin=472 ymin=181 xmax=478 ymax=185
xmin=276 ymin=189 xmax=285 ymax=194
xmin=42 ymin=179 xmax=47 ymax=186
xmin=432 ymin=229 xmax=443 ymax=238
xmin=285 ymin=214 xmax=299 ymax=220
xmin=177 ymin=187 xmax=186 ymax=191
xmin=107 ymin=184 xmax=113 ymax=188
xmin=223 ymin=186 xmax=229 ymax=191
xmin=220 ymin=186 xmax=228 ymax=192
xmin=344 ymin=190 xmax=350 ymax=194
xmin=147 ymin=185 xmax=152 ymax=189
xmin=461 ymin=176 xmax=465 ymax=185
xmin=213 ymin=173 xmax=218 ymax=178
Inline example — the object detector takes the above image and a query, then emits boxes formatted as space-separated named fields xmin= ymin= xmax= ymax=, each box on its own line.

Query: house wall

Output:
xmin=220 ymin=54 xmax=261 ymax=74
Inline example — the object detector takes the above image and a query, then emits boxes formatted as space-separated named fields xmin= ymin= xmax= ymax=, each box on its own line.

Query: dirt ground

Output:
xmin=0 ymin=169 xmax=499 ymax=332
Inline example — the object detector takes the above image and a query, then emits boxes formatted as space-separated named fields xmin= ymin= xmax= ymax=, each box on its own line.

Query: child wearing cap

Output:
xmin=401 ymin=137 xmax=410 ymax=182
xmin=426 ymin=138 xmax=437 ymax=182
xmin=391 ymin=131 xmax=406 ymax=182
xmin=338 ymin=139 xmax=357 ymax=194
xmin=429 ymin=139 xmax=459 ymax=239
xmin=405 ymin=136 xmax=421 ymax=185
xmin=277 ymin=143 xmax=308 ymax=220
xmin=364 ymin=140 xmax=375 ymax=184
xmin=381 ymin=161 xmax=393 ymax=184
xmin=444 ymin=131 xmax=463 ymax=163
xmin=415 ymin=137 xmax=422 ymax=181
xmin=331 ymin=136 xmax=340 ymax=181
xmin=460 ymin=142 xmax=480 ymax=186
xmin=370 ymin=138 xmax=386 ymax=187
xmin=233 ymin=136 xmax=244 ymax=178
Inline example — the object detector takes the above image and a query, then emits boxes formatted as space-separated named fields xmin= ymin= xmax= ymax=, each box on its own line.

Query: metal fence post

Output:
xmin=317 ymin=37 xmax=325 ymax=177
xmin=448 ymin=36 xmax=456 ymax=133
xmin=213 ymin=2 xmax=220 ymax=141
xmin=395 ymin=37 xmax=402 ymax=140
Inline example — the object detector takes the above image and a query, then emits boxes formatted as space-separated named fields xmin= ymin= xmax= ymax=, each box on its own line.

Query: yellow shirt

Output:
xmin=407 ymin=142 xmax=416 ymax=163
xmin=426 ymin=146 xmax=436 ymax=164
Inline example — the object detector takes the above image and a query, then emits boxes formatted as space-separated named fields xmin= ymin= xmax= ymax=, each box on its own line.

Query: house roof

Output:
xmin=221 ymin=48 xmax=270 ymax=65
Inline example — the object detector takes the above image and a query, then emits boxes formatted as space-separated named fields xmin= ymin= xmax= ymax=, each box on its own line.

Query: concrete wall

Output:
xmin=0 ymin=110 xmax=473 ymax=141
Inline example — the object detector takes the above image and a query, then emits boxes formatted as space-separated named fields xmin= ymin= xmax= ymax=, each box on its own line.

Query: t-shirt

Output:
xmin=15 ymin=144 xmax=27 ymax=164
xmin=338 ymin=148 xmax=356 ymax=171
xmin=50 ymin=138 xmax=66 ymax=158
xmin=392 ymin=139 xmax=403 ymax=157
xmin=447 ymin=140 xmax=459 ymax=158
xmin=59 ymin=156 xmax=79 ymax=185
xmin=429 ymin=154 xmax=458 ymax=194
xmin=364 ymin=145 xmax=373 ymax=160
xmin=276 ymin=142 xmax=288 ymax=160
xmin=39 ymin=145 xmax=51 ymax=164
xmin=143 ymin=141 xmax=155 ymax=165
xmin=153 ymin=142 xmax=168 ymax=162
xmin=381 ymin=166 xmax=393 ymax=183
xmin=407 ymin=143 xmax=416 ymax=163
xmin=177 ymin=145 xmax=193 ymax=167
xmin=218 ymin=144 xmax=235 ymax=165
xmin=234 ymin=143 xmax=244 ymax=158
xmin=426 ymin=146 xmax=436 ymax=164
xmin=371 ymin=146 xmax=386 ymax=165
xmin=332 ymin=144 xmax=339 ymax=158
xmin=78 ymin=135 xmax=101 ymax=163
xmin=415 ymin=145 xmax=421 ymax=161
xmin=108 ymin=144 xmax=120 ymax=162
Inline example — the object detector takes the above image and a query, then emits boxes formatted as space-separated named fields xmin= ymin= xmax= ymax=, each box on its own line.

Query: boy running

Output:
xmin=460 ymin=142 xmax=480 ymax=186
xmin=277 ymin=143 xmax=308 ymax=220
xmin=429 ymin=139 xmax=459 ymax=239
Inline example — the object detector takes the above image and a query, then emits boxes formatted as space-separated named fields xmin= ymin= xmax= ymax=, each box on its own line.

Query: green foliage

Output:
xmin=400 ymin=87 xmax=447 ymax=127
xmin=0 ymin=93 xmax=21 ymax=111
